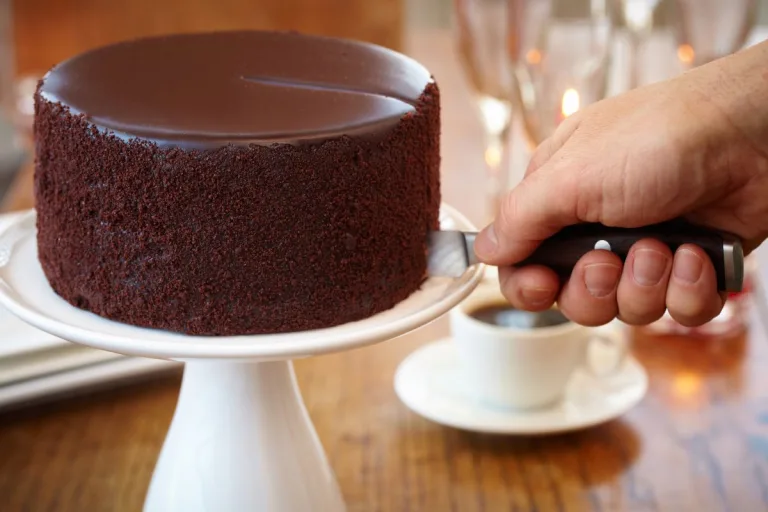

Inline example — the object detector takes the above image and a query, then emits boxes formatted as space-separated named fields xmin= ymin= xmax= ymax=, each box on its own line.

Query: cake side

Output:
xmin=33 ymin=81 xmax=441 ymax=335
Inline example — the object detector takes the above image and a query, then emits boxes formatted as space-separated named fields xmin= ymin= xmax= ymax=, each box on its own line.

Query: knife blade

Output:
xmin=426 ymin=230 xmax=478 ymax=278
xmin=427 ymin=219 xmax=745 ymax=292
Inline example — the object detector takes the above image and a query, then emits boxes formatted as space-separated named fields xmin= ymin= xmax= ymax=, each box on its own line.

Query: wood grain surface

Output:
xmin=4 ymin=5 xmax=768 ymax=512
xmin=1 ymin=312 xmax=767 ymax=511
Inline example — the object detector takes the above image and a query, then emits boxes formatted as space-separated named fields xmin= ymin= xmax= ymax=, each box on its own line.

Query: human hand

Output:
xmin=474 ymin=42 xmax=768 ymax=327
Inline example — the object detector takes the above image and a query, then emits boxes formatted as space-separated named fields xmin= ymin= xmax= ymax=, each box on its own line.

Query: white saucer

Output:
xmin=394 ymin=339 xmax=648 ymax=435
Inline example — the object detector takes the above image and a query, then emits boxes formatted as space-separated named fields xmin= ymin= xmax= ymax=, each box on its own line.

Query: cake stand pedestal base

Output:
xmin=145 ymin=360 xmax=343 ymax=512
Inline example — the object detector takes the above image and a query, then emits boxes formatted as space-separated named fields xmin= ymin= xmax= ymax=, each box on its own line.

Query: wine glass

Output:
xmin=618 ymin=0 xmax=662 ymax=88
xmin=453 ymin=0 xmax=515 ymax=219
xmin=0 ymin=0 xmax=26 ymax=203
xmin=0 ymin=0 xmax=12 ymax=115
xmin=674 ymin=0 xmax=757 ymax=68
xmin=508 ymin=0 xmax=614 ymax=150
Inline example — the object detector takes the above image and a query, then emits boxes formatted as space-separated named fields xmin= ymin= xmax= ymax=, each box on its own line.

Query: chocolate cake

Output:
xmin=33 ymin=30 xmax=440 ymax=335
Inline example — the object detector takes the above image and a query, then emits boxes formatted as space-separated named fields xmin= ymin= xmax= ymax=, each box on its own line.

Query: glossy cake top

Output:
xmin=39 ymin=30 xmax=433 ymax=146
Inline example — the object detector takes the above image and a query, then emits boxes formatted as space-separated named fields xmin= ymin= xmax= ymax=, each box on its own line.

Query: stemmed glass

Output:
xmin=0 ymin=0 xmax=26 ymax=203
xmin=453 ymin=0 xmax=516 ymax=219
xmin=674 ymin=0 xmax=758 ymax=68
xmin=508 ymin=0 xmax=614 ymax=150
xmin=618 ymin=0 xmax=662 ymax=88
xmin=0 ymin=0 xmax=34 ymax=144
xmin=0 ymin=0 xmax=12 ymax=118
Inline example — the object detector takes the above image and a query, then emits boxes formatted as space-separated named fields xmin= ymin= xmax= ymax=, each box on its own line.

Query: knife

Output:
xmin=427 ymin=219 xmax=745 ymax=292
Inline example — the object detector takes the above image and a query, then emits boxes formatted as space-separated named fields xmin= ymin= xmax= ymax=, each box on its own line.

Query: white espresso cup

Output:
xmin=449 ymin=281 xmax=628 ymax=410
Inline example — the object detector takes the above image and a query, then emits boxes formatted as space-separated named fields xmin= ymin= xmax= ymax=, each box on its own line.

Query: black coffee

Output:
xmin=469 ymin=303 xmax=569 ymax=329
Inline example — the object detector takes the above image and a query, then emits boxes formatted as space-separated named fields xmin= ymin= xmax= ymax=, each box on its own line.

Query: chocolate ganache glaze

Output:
xmin=33 ymin=30 xmax=441 ymax=335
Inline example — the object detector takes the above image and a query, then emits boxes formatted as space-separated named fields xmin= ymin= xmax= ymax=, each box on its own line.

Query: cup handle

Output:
xmin=582 ymin=321 xmax=629 ymax=378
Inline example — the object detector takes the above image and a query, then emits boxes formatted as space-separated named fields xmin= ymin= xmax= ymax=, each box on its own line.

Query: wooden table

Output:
xmin=3 ymin=18 xmax=768 ymax=512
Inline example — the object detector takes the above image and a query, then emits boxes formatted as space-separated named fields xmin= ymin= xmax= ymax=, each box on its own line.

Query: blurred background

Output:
xmin=2 ymin=2 xmax=768 ymax=510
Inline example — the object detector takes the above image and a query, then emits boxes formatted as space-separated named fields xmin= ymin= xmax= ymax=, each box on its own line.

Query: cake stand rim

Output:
xmin=0 ymin=204 xmax=485 ymax=361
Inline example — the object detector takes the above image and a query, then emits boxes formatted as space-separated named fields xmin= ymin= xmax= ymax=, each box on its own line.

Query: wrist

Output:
xmin=689 ymin=41 xmax=768 ymax=154
xmin=677 ymin=41 xmax=768 ymax=186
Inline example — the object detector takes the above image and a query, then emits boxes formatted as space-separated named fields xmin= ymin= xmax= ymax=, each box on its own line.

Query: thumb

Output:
xmin=473 ymin=165 xmax=583 ymax=266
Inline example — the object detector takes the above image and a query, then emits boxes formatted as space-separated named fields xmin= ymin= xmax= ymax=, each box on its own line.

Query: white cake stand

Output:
xmin=0 ymin=204 xmax=483 ymax=512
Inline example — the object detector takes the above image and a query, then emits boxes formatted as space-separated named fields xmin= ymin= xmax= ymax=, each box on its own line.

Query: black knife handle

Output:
xmin=515 ymin=219 xmax=744 ymax=292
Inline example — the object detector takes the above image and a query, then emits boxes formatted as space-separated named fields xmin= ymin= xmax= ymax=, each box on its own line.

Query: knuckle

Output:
xmin=499 ymin=274 xmax=524 ymax=309
xmin=616 ymin=271 xmax=669 ymax=325
xmin=633 ymin=238 xmax=673 ymax=255
xmin=498 ymin=192 xmax=522 ymax=235
xmin=559 ymin=299 xmax=617 ymax=327
xmin=501 ymin=288 xmax=527 ymax=311
xmin=668 ymin=310 xmax=710 ymax=327
xmin=667 ymin=297 xmax=712 ymax=327
xmin=526 ymin=140 xmax=552 ymax=175
xmin=617 ymin=306 xmax=665 ymax=326
xmin=564 ymin=164 xmax=601 ymax=223
xmin=576 ymin=312 xmax=616 ymax=327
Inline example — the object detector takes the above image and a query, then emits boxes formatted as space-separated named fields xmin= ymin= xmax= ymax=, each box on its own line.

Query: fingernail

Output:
xmin=584 ymin=263 xmax=621 ymax=298
xmin=632 ymin=249 xmax=668 ymax=286
xmin=474 ymin=223 xmax=498 ymax=259
xmin=673 ymin=249 xmax=703 ymax=284
xmin=521 ymin=287 xmax=555 ymax=307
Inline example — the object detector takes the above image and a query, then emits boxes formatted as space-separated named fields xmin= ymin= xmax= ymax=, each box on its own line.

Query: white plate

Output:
xmin=0 ymin=356 xmax=178 ymax=411
xmin=0 ymin=212 xmax=66 ymax=358
xmin=394 ymin=339 xmax=648 ymax=435
xmin=0 ymin=344 xmax=120 ymax=387
xmin=0 ymin=290 xmax=67 ymax=358
xmin=0 ymin=205 xmax=484 ymax=361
